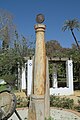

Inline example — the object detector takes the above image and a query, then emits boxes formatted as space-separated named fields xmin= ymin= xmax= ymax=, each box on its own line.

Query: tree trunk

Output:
xmin=78 ymin=63 xmax=80 ymax=88
xmin=71 ymin=29 xmax=80 ymax=50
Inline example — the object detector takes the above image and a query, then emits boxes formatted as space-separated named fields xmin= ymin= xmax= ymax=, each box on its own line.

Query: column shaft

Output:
xmin=34 ymin=24 xmax=46 ymax=95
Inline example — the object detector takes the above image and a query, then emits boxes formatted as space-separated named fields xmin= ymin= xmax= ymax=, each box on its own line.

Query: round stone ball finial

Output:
xmin=36 ymin=14 xmax=45 ymax=23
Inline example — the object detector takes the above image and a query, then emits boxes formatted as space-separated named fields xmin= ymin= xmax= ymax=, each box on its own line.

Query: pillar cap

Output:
xmin=34 ymin=24 xmax=46 ymax=32
xmin=34 ymin=24 xmax=46 ymax=31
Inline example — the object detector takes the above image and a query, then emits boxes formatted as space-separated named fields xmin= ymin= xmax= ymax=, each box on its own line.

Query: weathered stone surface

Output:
xmin=45 ymin=57 xmax=50 ymax=119
xmin=28 ymin=23 xmax=50 ymax=120
xmin=0 ymin=91 xmax=16 ymax=119
xmin=34 ymin=24 xmax=46 ymax=95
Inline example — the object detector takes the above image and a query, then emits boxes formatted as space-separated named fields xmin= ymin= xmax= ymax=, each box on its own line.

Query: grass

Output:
xmin=0 ymin=84 xmax=7 ymax=92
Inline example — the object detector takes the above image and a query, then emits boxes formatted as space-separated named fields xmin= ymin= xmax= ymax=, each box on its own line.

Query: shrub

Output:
xmin=74 ymin=98 xmax=80 ymax=112
xmin=45 ymin=116 xmax=54 ymax=120
xmin=16 ymin=95 xmax=29 ymax=108
xmin=1 ymin=74 xmax=16 ymax=86
xmin=74 ymin=106 xmax=80 ymax=112
xmin=50 ymin=95 xmax=74 ymax=109
xmin=0 ymin=84 xmax=6 ymax=92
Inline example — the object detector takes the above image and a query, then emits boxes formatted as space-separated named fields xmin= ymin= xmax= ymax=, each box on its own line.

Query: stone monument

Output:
xmin=28 ymin=14 xmax=50 ymax=120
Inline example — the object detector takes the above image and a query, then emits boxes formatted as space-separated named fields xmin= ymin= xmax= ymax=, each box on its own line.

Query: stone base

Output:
xmin=28 ymin=95 xmax=45 ymax=120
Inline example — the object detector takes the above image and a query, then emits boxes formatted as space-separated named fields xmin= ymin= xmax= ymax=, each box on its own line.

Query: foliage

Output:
xmin=75 ymin=106 xmax=80 ymax=112
xmin=45 ymin=116 xmax=54 ymax=120
xmin=0 ymin=49 xmax=17 ymax=74
xmin=46 ymin=40 xmax=80 ymax=84
xmin=62 ymin=18 xmax=80 ymax=50
xmin=0 ymin=8 xmax=15 ymax=49
xmin=14 ymin=30 xmax=34 ymax=58
xmin=0 ymin=48 xmax=18 ymax=85
xmin=0 ymin=74 xmax=16 ymax=85
xmin=46 ymin=40 xmax=62 ymax=57
xmin=50 ymin=95 xmax=74 ymax=109
xmin=62 ymin=18 xmax=80 ymax=31
xmin=0 ymin=84 xmax=6 ymax=92
xmin=0 ymin=28 xmax=34 ymax=89
xmin=16 ymin=95 xmax=28 ymax=108
xmin=74 ymin=99 xmax=80 ymax=112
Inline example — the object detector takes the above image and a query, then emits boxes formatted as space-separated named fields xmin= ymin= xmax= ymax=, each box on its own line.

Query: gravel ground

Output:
xmin=50 ymin=108 xmax=80 ymax=120
xmin=8 ymin=108 xmax=80 ymax=120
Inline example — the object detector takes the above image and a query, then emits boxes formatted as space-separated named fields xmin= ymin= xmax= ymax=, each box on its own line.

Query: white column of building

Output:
xmin=66 ymin=60 xmax=73 ymax=93
xmin=53 ymin=63 xmax=58 ymax=88
xmin=21 ymin=63 xmax=27 ymax=90
xmin=17 ymin=62 xmax=21 ymax=91
xmin=27 ymin=60 xmax=33 ymax=96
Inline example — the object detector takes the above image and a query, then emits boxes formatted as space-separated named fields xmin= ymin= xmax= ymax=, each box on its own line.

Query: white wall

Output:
xmin=50 ymin=87 xmax=73 ymax=96
xmin=21 ymin=59 xmax=74 ymax=96
xmin=50 ymin=60 xmax=74 ymax=96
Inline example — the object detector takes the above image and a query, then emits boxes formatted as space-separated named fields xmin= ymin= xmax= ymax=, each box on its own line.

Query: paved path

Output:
xmin=8 ymin=108 xmax=80 ymax=120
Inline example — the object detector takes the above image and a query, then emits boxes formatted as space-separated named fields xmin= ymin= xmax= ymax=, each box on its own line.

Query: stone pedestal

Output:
xmin=28 ymin=95 xmax=44 ymax=120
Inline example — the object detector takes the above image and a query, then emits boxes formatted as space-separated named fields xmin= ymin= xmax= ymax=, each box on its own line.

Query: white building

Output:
xmin=19 ymin=58 xmax=74 ymax=96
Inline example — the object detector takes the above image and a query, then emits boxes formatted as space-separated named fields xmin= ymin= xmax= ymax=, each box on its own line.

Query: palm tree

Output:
xmin=62 ymin=18 xmax=80 ymax=50
xmin=62 ymin=18 xmax=80 ymax=89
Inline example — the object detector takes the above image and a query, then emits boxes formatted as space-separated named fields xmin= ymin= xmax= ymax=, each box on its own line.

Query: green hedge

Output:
xmin=50 ymin=95 xmax=74 ymax=109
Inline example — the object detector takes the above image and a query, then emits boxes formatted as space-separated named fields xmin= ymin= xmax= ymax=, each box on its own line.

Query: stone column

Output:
xmin=34 ymin=24 xmax=46 ymax=95
xmin=33 ymin=24 xmax=46 ymax=120
xmin=28 ymin=24 xmax=47 ymax=120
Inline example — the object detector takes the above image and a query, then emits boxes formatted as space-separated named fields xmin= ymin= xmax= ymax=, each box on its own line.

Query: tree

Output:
xmin=0 ymin=9 xmax=15 ymax=49
xmin=14 ymin=30 xmax=34 ymax=58
xmin=46 ymin=40 xmax=62 ymax=57
xmin=62 ymin=18 xmax=80 ymax=50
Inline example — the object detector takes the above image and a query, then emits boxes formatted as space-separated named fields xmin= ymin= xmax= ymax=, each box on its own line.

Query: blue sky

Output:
xmin=0 ymin=0 xmax=80 ymax=48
